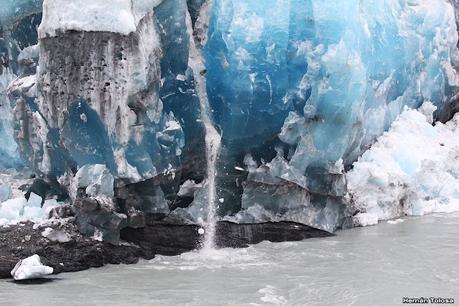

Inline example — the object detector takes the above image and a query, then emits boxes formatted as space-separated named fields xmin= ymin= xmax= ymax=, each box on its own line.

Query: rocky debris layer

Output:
xmin=0 ymin=221 xmax=146 ymax=279
xmin=120 ymin=219 xmax=333 ymax=255
xmin=0 ymin=218 xmax=332 ymax=279
xmin=215 ymin=221 xmax=332 ymax=248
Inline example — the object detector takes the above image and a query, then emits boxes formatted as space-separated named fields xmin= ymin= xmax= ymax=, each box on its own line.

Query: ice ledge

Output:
xmin=38 ymin=0 xmax=163 ymax=38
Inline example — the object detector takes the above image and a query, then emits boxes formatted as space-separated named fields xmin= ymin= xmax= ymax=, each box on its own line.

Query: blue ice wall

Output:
xmin=0 ymin=0 xmax=42 ymax=170
xmin=205 ymin=0 xmax=459 ymax=199
xmin=155 ymin=0 xmax=207 ymax=182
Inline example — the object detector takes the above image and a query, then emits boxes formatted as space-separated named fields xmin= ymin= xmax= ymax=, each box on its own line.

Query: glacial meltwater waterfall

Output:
xmin=186 ymin=5 xmax=222 ymax=250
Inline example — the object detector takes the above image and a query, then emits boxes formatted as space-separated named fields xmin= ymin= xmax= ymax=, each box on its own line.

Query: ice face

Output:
xmin=206 ymin=0 xmax=458 ymax=179
xmin=0 ymin=0 xmax=42 ymax=171
xmin=0 ymin=0 xmax=42 ymax=28
xmin=202 ymin=0 xmax=459 ymax=228
xmin=5 ymin=3 xmax=188 ymax=182
xmin=0 ymin=70 xmax=22 ymax=169
xmin=155 ymin=0 xmax=207 ymax=181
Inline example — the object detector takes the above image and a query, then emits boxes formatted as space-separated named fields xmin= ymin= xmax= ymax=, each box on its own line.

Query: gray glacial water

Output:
xmin=1 ymin=213 xmax=458 ymax=306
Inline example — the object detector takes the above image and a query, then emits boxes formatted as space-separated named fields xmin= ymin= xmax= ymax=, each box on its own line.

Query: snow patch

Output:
xmin=39 ymin=0 xmax=163 ymax=38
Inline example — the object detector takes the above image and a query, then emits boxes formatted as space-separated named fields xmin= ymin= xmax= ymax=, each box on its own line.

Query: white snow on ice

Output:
xmin=39 ymin=0 xmax=163 ymax=38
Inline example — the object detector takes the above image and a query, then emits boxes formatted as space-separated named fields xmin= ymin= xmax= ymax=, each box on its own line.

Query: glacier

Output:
xmin=203 ymin=0 xmax=459 ymax=231
xmin=0 ymin=0 xmax=459 ymax=238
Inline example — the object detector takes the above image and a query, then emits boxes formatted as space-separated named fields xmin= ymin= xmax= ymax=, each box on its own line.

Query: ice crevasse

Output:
xmin=0 ymin=0 xmax=459 ymax=233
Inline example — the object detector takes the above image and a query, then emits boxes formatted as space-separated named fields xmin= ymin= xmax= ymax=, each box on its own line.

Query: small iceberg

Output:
xmin=387 ymin=219 xmax=405 ymax=225
xmin=11 ymin=255 xmax=53 ymax=281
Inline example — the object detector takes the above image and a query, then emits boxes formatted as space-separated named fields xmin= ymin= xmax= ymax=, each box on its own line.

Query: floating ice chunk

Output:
xmin=79 ymin=113 xmax=88 ymax=123
xmin=11 ymin=255 xmax=53 ymax=281
xmin=387 ymin=219 xmax=404 ymax=225
xmin=198 ymin=228 xmax=205 ymax=235
xmin=74 ymin=164 xmax=114 ymax=198
xmin=258 ymin=285 xmax=288 ymax=305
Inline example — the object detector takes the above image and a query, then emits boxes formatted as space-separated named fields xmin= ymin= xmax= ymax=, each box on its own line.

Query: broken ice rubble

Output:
xmin=347 ymin=103 xmax=459 ymax=224
xmin=0 ymin=193 xmax=61 ymax=226
xmin=74 ymin=165 xmax=114 ymax=198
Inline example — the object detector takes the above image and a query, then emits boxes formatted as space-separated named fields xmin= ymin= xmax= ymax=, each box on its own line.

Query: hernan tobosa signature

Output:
xmin=402 ymin=297 xmax=455 ymax=304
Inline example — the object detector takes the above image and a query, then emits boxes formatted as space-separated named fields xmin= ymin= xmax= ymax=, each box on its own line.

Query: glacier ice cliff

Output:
xmin=204 ymin=0 xmax=459 ymax=231
xmin=0 ymin=0 xmax=42 ymax=170
xmin=1 ymin=0 xmax=459 ymax=239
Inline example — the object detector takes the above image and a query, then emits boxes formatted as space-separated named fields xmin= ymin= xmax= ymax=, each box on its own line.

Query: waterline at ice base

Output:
xmin=1 ymin=0 xmax=459 ymax=282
